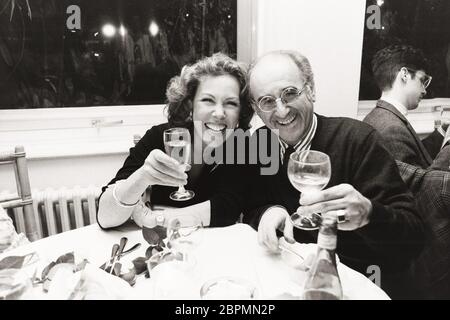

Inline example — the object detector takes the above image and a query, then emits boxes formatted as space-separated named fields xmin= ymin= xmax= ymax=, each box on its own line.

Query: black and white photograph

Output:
xmin=1 ymin=0 xmax=450 ymax=305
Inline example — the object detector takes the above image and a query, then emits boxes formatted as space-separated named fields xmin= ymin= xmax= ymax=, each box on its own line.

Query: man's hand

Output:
xmin=258 ymin=207 xmax=295 ymax=252
xmin=299 ymin=184 xmax=372 ymax=231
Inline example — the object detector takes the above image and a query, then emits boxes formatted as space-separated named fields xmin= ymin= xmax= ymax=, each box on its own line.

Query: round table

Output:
xmin=0 ymin=223 xmax=390 ymax=300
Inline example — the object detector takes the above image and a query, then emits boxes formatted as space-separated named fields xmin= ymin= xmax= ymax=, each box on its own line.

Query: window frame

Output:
xmin=357 ymin=98 xmax=450 ymax=137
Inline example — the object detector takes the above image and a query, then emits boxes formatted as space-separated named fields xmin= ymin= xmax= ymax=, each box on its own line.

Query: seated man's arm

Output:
xmin=351 ymin=130 xmax=425 ymax=271
xmin=395 ymin=160 xmax=426 ymax=193
xmin=431 ymin=144 xmax=450 ymax=171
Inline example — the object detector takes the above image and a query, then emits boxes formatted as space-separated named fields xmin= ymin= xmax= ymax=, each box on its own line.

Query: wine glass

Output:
xmin=163 ymin=127 xmax=195 ymax=201
xmin=433 ymin=106 xmax=443 ymax=129
xmin=166 ymin=214 xmax=203 ymax=266
xmin=287 ymin=150 xmax=331 ymax=230
xmin=442 ymin=108 xmax=450 ymax=132
xmin=434 ymin=106 xmax=450 ymax=131
xmin=200 ymin=276 xmax=258 ymax=300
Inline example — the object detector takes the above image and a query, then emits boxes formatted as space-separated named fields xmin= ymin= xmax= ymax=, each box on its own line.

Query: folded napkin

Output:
xmin=0 ymin=207 xmax=29 ymax=254
xmin=45 ymin=263 xmax=136 ymax=300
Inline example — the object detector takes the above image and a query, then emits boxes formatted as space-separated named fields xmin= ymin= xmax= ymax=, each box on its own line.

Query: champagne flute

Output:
xmin=163 ymin=127 xmax=195 ymax=201
xmin=288 ymin=150 xmax=331 ymax=230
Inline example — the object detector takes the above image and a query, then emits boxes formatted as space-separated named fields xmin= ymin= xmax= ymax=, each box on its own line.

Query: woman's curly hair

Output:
xmin=165 ymin=53 xmax=253 ymax=130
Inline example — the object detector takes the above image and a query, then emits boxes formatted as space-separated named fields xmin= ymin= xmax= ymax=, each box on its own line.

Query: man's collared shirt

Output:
xmin=279 ymin=114 xmax=318 ymax=164
xmin=381 ymin=97 xmax=408 ymax=116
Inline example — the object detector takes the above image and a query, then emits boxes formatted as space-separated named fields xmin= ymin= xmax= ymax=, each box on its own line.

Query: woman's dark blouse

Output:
xmin=99 ymin=123 xmax=248 ymax=227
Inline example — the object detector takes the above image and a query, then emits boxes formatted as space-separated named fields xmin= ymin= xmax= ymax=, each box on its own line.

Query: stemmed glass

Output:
xmin=163 ymin=127 xmax=195 ymax=201
xmin=145 ymin=214 xmax=203 ymax=298
xmin=166 ymin=214 xmax=204 ymax=266
xmin=441 ymin=108 xmax=450 ymax=132
xmin=287 ymin=150 xmax=331 ymax=230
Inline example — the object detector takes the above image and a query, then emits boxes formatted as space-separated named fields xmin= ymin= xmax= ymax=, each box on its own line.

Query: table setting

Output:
xmin=0 ymin=219 xmax=390 ymax=300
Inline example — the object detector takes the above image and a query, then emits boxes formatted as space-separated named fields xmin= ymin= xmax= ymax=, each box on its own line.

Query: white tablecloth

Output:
xmin=0 ymin=223 xmax=390 ymax=300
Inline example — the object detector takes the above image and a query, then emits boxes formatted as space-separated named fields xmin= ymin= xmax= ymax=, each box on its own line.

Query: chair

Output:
xmin=0 ymin=146 xmax=39 ymax=242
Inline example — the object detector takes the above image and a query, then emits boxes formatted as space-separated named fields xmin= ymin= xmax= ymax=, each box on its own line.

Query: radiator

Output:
xmin=2 ymin=185 xmax=101 ymax=239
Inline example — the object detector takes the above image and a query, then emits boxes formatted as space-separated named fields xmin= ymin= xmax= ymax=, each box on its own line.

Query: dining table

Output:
xmin=0 ymin=221 xmax=390 ymax=300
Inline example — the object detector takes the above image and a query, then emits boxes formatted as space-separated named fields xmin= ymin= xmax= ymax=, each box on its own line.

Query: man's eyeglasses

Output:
xmin=405 ymin=67 xmax=432 ymax=89
xmin=255 ymin=86 xmax=306 ymax=112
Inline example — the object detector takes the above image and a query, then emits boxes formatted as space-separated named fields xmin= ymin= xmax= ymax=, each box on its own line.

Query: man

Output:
xmin=396 ymin=160 xmax=450 ymax=299
xmin=244 ymin=50 xmax=425 ymax=299
xmin=363 ymin=44 xmax=449 ymax=170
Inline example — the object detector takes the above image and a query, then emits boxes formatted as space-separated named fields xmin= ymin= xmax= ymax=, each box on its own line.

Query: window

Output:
xmin=358 ymin=0 xmax=450 ymax=135
xmin=359 ymin=0 xmax=450 ymax=100
xmin=0 ymin=0 xmax=251 ymax=159
xmin=0 ymin=0 xmax=237 ymax=109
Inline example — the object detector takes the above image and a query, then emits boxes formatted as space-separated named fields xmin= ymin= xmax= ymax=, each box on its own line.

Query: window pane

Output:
xmin=0 ymin=0 xmax=237 ymax=109
xmin=359 ymin=0 xmax=450 ymax=100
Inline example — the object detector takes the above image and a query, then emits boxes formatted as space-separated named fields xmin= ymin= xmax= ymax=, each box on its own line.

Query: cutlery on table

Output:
xmin=121 ymin=243 xmax=141 ymax=256
xmin=109 ymin=237 xmax=127 ymax=274
xmin=100 ymin=242 xmax=142 ymax=271
xmin=104 ymin=243 xmax=119 ymax=272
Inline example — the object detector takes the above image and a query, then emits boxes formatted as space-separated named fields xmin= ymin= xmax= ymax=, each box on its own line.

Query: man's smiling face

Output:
xmin=250 ymin=54 xmax=314 ymax=146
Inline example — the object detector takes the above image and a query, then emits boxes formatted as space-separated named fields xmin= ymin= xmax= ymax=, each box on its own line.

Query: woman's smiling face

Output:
xmin=192 ymin=74 xmax=241 ymax=148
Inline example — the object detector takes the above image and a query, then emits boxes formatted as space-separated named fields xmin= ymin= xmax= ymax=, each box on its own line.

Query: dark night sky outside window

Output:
xmin=359 ymin=0 xmax=450 ymax=100
xmin=0 ymin=0 xmax=237 ymax=109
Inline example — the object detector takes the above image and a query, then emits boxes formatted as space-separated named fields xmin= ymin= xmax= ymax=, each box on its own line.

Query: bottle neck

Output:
xmin=317 ymin=214 xmax=338 ymax=251
xmin=317 ymin=231 xmax=337 ymax=251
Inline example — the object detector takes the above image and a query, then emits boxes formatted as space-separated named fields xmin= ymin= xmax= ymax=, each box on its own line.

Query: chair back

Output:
xmin=0 ymin=146 xmax=39 ymax=241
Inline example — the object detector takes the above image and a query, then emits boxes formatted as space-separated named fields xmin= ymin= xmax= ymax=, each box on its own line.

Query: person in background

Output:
xmin=396 ymin=160 xmax=450 ymax=299
xmin=364 ymin=44 xmax=450 ymax=170
xmin=363 ymin=44 xmax=450 ymax=299
xmin=0 ymin=205 xmax=29 ymax=254
xmin=97 ymin=53 xmax=253 ymax=229
xmin=243 ymin=50 xmax=425 ymax=299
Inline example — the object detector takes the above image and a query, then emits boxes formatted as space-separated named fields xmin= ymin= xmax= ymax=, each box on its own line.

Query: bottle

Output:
xmin=303 ymin=213 xmax=343 ymax=300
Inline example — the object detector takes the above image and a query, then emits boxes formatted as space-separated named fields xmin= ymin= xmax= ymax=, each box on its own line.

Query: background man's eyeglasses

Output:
xmin=256 ymin=86 xmax=306 ymax=112
xmin=405 ymin=67 xmax=432 ymax=89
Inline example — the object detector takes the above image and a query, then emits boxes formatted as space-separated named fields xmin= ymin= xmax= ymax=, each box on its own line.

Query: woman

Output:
xmin=97 ymin=53 xmax=253 ymax=229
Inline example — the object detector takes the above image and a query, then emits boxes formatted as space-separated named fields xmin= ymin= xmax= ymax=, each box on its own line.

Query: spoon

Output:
xmin=116 ymin=237 xmax=128 ymax=261
xmin=110 ymin=237 xmax=128 ymax=274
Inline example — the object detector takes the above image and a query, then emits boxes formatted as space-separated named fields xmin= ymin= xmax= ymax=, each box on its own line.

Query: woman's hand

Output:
xmin=140 ymin=149 xmax=188 ymax=187
xmin=131 ymin=204 xmax=156 ymax=228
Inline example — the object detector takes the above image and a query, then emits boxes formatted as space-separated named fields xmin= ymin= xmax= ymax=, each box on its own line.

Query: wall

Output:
xmin=254 ymin=0 xmax=366 ymax=118
xmin=0 ymin=154 xmax=126 ymax=193
xmin=0 ymin=104 xmax=163 ymax=192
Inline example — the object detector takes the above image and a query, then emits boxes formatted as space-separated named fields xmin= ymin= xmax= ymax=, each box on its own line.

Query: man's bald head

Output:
xmin=248 ymin=50 xmax=315 ymax=100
